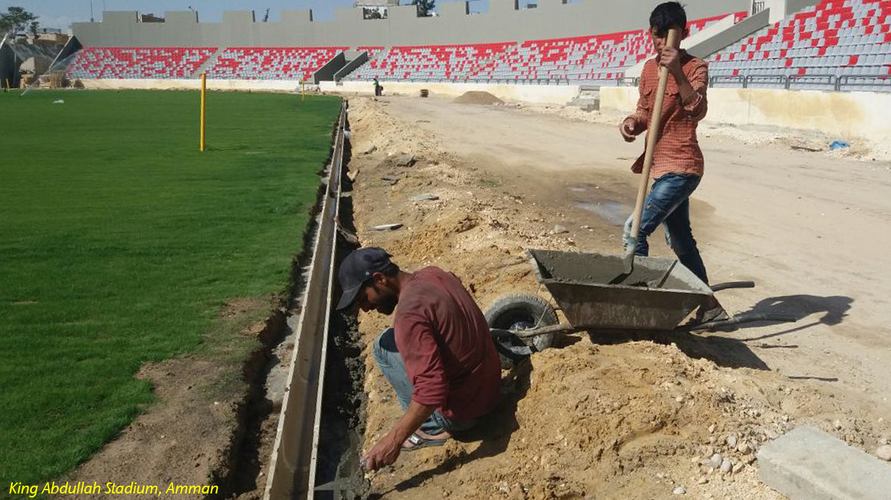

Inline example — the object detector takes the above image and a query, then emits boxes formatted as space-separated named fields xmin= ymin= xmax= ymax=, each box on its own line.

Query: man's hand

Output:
xmin=659 ymin=46 xmax=683 ymax=77
xmin=362 ymin=435 xmax=401 ymax=472
xmin=620 ymin=118 xmax=637 ymax=142
xmin=361 ymin=400 xmax=437 ymax=471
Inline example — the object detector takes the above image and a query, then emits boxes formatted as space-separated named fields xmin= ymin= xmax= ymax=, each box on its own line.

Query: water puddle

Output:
xmin=575 ymin=201 xmax=628 ymax=226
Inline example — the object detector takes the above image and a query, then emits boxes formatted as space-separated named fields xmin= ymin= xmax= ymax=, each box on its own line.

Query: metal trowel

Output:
xmin=313 ymin=460 xmax=367 ymax=492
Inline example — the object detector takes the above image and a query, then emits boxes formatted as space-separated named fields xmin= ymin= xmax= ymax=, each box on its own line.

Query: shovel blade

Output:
xmin=608 ymin=248 xmax=636 ymax=285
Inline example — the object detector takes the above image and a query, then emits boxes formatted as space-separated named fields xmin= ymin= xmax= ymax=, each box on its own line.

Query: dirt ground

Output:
xmin=346 ymin=93 xmax=891 ymax=499
xmin=53 ymin=298 xmax=282 ymax=500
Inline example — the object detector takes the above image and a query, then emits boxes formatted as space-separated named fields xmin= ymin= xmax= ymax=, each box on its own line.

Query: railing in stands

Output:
xmin=615 ymin=73 xmax=891 ymax=91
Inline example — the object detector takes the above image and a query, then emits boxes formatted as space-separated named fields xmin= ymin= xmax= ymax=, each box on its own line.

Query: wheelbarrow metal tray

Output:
xmin=528 ymin=249 xmax=714 ymax=331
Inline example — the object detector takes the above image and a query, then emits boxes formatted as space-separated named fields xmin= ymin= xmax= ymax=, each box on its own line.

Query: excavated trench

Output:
xmin=211 ymin=104 xmax=368 ymax=500
xmin=312 ymin=176 xmax=371 ymax=500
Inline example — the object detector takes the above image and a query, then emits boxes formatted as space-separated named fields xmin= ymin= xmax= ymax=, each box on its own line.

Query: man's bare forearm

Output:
xmin=387 ymin=400 xmax=437 ymax=445
xmin=671 ymin=68 xmax=696 ymax=103
xmin=362 ymin=400 xmax=438 ymax=470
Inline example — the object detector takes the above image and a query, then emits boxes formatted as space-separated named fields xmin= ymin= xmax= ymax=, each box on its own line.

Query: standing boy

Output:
xmin=619 ymin=1 xmax=710 ymax=284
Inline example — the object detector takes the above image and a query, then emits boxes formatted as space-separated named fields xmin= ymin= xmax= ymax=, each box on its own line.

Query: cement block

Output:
xmin=757 ymin=426 xmax=891 ymax=500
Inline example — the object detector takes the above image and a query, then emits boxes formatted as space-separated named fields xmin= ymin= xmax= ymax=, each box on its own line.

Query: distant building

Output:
xmin=356 ymin=0 xmax=399 ymax=20
xmin=36 ymin=32 xmax=69 ymax=44
xmin=141 ymin=13 xmax=164 ymax=23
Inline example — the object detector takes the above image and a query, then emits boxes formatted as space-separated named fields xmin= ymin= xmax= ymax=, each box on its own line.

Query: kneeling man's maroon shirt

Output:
xmin=393 ymin=267 xmax=501 ymax=421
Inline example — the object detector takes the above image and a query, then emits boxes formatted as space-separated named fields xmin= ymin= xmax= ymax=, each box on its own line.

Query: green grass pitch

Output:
xmin=0 ymin=90 xmax=341 ymax=485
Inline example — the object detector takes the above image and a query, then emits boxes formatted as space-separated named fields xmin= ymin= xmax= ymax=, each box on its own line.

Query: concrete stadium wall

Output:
xmin=0 ymin=40 xmax=16 ymax=88
xmin=72 ymin=0 xmax=749 ymax=48
xmin=600 ymin=86 xmax=891 ymax=144
xmin=688 ymin=8 xmax=772 ymax=59
xmin=320 ymin=80 xmax=580 ymax=105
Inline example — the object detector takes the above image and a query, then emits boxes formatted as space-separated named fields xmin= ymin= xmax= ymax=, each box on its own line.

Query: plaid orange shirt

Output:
xmin=627 ymin=50 xmax=709 ymax=179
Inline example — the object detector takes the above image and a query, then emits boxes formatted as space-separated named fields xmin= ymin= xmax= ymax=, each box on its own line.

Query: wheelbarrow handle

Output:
xmin=505 ymin=323 xmax=581 ymax=339
xmin=686 ymin=312 xmax=798 ymax=332
xmin=710 ymin=281 xmax=755 ymax=292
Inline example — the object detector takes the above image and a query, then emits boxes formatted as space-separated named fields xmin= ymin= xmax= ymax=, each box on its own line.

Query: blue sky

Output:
xmin=5 ymin=0 xmax=535 ymax=30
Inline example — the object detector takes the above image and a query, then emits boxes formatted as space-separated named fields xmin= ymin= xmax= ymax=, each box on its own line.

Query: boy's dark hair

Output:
xmin=379 ymin=262 xmax=400 ymax=277
xmin=650 ymin=2 xmax=688 ymax=36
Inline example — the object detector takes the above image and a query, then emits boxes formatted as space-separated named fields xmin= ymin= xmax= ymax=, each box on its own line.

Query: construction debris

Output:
xmin=410 ymin=194 xmax=439 ymax=202
xmin=395 ymin=154 xmax=416 ymax=167
xmin=372 ymin=223 xmax=403 ymax=231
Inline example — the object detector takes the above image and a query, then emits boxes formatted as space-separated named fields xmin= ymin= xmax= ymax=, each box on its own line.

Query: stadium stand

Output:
xmin=66 ymin=47 xmax=215 ymax=79
xmin=61 ymin=4 xmax=891 ymax=94
xmin=206 ymin=47 xmax=347 ymax=81
xmin=345 ymin=13 xmax=739 ymax=84
xmin=708 ymin=0 xmax=891 ymax=91
xmin=486 ymin=13 xmax=737 ymax=83
xmin=357 ymin=46 xmax=386 ymax=58
xmin=348 ymin=43 xmax=516 ymax=82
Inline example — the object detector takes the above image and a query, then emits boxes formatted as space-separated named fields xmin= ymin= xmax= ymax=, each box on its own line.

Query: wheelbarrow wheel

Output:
xmin=485 ymin=294 xmax=559 ymax=369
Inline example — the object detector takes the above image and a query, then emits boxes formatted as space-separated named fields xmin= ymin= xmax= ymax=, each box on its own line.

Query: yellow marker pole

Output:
xmin=200 ymin=74 xmax=206 ymax=152
xmin=5 ymin=78 xmax=10 ymax=91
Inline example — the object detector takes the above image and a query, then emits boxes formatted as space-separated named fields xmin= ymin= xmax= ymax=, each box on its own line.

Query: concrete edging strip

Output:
xmin=757 ymin=426 xmax=891 ymax=500
xmin=262 ymin=101 xmax=348 ymax=500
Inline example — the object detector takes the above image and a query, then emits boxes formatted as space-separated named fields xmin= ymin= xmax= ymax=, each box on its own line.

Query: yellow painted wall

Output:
xmin=601 ymin=86 xmax=891 ymax=142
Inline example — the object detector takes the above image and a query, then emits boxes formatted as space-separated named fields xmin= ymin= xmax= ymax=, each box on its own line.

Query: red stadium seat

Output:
xmin=708 ymin=0 xmax=891 ymax=90
xmin=205 ymin=47 xmax=347 ymax=81
xmin=66 ymin=47 xmax=215 ymax=79
xmin=344 ymin=13 xmax=735 ymax=83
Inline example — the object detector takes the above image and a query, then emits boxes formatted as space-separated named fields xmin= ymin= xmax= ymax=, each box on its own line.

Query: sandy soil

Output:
xmin=346 ymin=94 xmax=891 ymax=499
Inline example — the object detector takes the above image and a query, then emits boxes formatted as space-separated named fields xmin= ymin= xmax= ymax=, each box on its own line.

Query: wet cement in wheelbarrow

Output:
xmin=530 ymin=249 xmax=698 ymax=293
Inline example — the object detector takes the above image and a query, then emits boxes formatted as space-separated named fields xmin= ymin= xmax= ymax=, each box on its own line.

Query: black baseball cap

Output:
xmin=336 ymin=247 xmax=394 ymax=311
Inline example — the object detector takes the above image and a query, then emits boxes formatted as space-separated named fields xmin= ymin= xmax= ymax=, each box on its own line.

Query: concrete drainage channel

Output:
xmin=244 ymin=100 xmax=365 ymax=500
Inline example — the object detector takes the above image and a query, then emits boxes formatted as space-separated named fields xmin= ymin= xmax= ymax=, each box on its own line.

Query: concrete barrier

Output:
xmin=321 ymin=80 xmax=580 ymax=105
xmin=601 ymin=86 xmax=891 ymax=144
xmin=81 ymin=79 xmax=302 ymax=92
xmin=757 ymin=426 xmax=891 ymax=500
xmin=263 ymin=102 xmax=348 ymax=500
xmin=80 ymin=79 xmax=580 ymax=105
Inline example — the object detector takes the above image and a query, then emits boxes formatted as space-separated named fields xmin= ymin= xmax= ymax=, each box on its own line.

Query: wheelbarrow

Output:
xmin=485 ymin=249 xmax=797 ymax=367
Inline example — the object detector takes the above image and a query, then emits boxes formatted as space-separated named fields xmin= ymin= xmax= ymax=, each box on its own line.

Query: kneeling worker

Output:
xmin=336 ymin=247 xmax=501 ymax=471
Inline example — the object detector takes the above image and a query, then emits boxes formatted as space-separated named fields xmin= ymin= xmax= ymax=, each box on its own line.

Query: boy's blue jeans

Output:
xmin=622 ymin=173 xmax=709 ymax=284
xmin=372 ymin=328 xmax=477 ymax=436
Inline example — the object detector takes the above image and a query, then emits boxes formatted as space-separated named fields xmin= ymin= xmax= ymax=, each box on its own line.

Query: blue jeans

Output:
xmin=622 ymin=173 xmax=709 ymax=284
xmin=372 ymin=328 xmax=478 ymax=436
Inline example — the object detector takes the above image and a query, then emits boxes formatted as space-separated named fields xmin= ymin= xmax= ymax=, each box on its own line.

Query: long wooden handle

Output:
xmin=628 ymin=28 xmax=680 ymax=242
